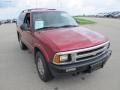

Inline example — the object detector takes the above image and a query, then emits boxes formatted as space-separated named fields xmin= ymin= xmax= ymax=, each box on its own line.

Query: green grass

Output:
xmin=73 ymin=16 xmax=96 ymax=25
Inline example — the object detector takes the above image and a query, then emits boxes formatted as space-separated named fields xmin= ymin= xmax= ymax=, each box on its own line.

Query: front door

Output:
xmin=21 ymin=13 xmax=34 ymax=51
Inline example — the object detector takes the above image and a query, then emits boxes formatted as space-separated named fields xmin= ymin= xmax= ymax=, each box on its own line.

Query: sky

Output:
xmin=0 ymin=0 xmax=120 ymax=19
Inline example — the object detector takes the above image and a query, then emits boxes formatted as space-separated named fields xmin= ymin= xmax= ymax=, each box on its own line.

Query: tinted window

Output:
xmin=23 ymin=13 xmax=30 ymax=27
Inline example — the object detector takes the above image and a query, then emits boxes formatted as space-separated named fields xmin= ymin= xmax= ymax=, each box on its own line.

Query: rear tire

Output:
xmin=19 ymin=36 xmax=27 ymax=50
xmin=35 ymin=51 xmax=53 ymax=82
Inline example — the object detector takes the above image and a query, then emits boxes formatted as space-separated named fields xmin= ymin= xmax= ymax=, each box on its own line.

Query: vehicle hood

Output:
xmin=38 ymin=27 xmax=108 ymax=52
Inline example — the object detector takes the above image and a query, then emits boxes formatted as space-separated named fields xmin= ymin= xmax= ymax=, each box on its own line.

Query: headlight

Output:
xmin=60 ymin=55 xmax=68 ymax=62
xmin=53 ymin=54 xmax=69 ymax=64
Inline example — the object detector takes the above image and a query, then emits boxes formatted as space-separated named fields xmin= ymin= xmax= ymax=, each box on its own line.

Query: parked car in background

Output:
xmin=1 ymin=20 xmax=7 ymax=24
xmin=96 ymin=13 xmax=109 ymax=17
xmin=96 ymin=13 xmax=106 ymax=17
xmin=6 ymin=19 xmax=12 ymax=23
xmin=96 ymin=11 xmax=120 ymax=18
xmin=106 ymin=11 xmax=120 ymax=18
xmin=12 ymin=19 xmax=17 ymax=23
xmin=104 ymin=12 xmax=113 ymax=17
xmin=112 ymin=13 xmax=120 ymax=18
xmin=0 ymin=19 xmax=16 ymax=25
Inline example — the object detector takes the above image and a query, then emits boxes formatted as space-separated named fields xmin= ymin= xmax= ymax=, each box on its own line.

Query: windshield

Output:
xmin=32 ymin=11 xmax=78 ymax=30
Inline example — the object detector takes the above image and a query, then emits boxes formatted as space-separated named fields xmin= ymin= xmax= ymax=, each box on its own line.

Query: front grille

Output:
xmin=71 ymin=43 xmax=108 ymax=63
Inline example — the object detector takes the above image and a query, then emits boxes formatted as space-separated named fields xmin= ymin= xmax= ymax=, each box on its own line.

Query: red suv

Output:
xmin=16 ymin=8 xmax=112 ymax=82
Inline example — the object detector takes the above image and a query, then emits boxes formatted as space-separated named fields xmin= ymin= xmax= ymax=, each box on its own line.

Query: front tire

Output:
xmin=35 ymin=51 xmax=53 ymax=82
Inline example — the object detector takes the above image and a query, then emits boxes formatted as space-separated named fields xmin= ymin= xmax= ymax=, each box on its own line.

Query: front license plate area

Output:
xmin=66 ymin=67 xmax=76 ymax=72
xmin=90 ymin=62 xmax=103 ymax=72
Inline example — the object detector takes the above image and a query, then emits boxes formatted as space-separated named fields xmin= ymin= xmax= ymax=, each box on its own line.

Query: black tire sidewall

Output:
xmin=19 ymin=36 xmax=27 ymax=50
xmin=36 ymin=51 xmax=53 ymax=82
xmin=36 ymin=52 xmax=46 ymax=80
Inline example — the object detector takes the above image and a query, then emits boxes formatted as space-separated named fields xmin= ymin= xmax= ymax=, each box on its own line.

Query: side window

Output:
xmin=17 ymin=12 xmax=26 ymax=27
xmin=24 ymin=13 xmax=30 ymax=27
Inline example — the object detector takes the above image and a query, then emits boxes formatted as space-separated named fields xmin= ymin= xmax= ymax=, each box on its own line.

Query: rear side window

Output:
xmin=17 ymin=12 xmax=26 ymax=27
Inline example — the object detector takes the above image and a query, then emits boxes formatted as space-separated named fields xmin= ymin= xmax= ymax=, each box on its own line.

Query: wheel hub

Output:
xmin=37 ymin=57 xmax=44 ymax=75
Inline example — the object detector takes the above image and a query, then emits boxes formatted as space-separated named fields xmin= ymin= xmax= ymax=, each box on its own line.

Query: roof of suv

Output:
xmin=22 ymin=8 xmax=58 ymax=13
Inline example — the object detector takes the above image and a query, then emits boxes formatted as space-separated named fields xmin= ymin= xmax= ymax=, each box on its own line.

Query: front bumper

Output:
xmin=48 ymin=50 xmax=112 ymax=76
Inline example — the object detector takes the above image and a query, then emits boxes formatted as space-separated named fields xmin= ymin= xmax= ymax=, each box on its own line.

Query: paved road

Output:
xmin=0 ymin=18 xmax=120 ymax=90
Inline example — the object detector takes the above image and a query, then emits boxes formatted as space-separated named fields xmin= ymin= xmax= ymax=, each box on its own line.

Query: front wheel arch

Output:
xmin=34 ymin=47 xmax=45 ymax=64
xmin=34 ymin=47 xmax=50 ymax=64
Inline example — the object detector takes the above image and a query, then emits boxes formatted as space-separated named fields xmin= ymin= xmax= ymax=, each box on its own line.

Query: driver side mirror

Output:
xmin=20 ymin=24 xmax=30 ymax=31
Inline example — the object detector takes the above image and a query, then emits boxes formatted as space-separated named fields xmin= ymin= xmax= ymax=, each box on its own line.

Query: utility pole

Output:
xmin=57 ymin=0 xmax=62 ymax=9
xmin=36 ymin=0 xmax=37 ymax=8
xmin=36 ymin=0 xmax=38 ymax=8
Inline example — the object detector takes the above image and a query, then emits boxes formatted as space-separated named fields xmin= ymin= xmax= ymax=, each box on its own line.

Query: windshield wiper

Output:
xmin=59 ymin=25 xmax=78 ymax=28
xmin=36 ymin=25 xmax=78 ymax=30
xmin=36 ymin=26 xmax=59 ymax=30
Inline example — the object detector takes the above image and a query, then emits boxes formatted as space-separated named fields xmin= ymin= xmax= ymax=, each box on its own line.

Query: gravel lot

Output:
xmin=0 ymin=18 xmax=120 ymax=90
